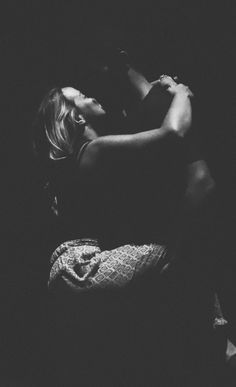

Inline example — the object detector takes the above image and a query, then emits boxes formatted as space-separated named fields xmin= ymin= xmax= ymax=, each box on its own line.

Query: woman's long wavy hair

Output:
xmin=33 ymin=88 xmax=85 ymax=216
xmin=33 ymin=87 xmax=85 ymax=164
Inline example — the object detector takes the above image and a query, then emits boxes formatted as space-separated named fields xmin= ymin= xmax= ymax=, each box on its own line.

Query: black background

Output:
xmin=1 ymin=1 xmax=235 ymax=385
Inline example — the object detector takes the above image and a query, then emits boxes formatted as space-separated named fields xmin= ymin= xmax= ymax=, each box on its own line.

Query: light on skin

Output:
xmin=62 ymin=87 xmax=107 ymax=141
xmin=62 ymin=87 xmax=106 ymax=121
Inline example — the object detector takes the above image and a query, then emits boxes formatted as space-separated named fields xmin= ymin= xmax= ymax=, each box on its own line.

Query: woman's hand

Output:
xmin=152 ymin=75 xmax=194 ymax=98
xmin=168 ymin=83 xmax=194 ymax=99
xmin=158 ymin=74 xmax=178 ymax=89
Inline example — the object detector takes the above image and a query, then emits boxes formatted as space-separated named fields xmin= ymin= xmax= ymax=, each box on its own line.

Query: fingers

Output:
xmin=158 ymin=75 xmax=194 ymax=97
xmin=160 ymin=75 xmax=179 ymax=83
xmin=159 ymin=74 xmax=176 ymax=80
xmin=179 ymin=84 xmax=194 ymax=98
xmin=158 ymin=75 xmax=178 ymax=89
xmin=151 ymin=79 xmax=161 ymax=86
xmin=170 ymin=83 xmax=194 ymax=98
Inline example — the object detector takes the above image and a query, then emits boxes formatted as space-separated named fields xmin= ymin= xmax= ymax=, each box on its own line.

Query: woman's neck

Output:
xmin=83 ymin=125 xmax=99 ymax=141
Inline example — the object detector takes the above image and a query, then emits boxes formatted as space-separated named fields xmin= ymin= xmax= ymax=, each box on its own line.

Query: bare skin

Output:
xmin=117 ymin=71 xmax=215 ymax=268
xmin=62 ymin=83 xmax=193 ymax=172
xmin=50 ymin=83 xmax=193 ymax=286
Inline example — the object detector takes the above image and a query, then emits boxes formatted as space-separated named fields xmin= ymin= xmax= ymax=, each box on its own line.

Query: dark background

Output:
xmin=1 ymin=1 xmax=235 ymax=385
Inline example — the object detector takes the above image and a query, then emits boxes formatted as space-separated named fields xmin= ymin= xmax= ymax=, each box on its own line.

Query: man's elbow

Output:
xmin=195 ymin=166 xmax=216 ymax=197
xmin=186 ymin=162 xmax=216 ymax=208
xmin=204 ymin=174 xmax=216 ymax=196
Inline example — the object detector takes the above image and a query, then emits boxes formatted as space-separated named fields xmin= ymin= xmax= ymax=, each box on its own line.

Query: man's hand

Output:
xmin=152 ymin=75 xmax=194 ymax=98
xmin=158 ymin=74 xmax=178 ymax=88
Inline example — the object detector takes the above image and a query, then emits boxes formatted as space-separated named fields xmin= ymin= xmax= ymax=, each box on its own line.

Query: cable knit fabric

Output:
xmin=48 ymin=239 xmax=227 ymax=328
xmin=48 ymin=239 xmax=167 ymax=292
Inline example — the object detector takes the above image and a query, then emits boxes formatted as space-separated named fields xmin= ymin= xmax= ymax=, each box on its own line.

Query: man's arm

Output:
xmin=150 ymin=76 xmax=215 ymax=269
xmin=163 ymin=159 xmax=216 ymax=271
xmin=185 ymin=160 xmax=215 ymax=210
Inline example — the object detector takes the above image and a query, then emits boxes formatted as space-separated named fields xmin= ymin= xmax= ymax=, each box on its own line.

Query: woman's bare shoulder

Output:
xmin=77 ymin=138 xmax=106 ymax=173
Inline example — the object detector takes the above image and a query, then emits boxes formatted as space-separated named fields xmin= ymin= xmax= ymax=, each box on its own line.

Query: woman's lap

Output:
xmin=48 ymin=239 xmax=167 ymax=293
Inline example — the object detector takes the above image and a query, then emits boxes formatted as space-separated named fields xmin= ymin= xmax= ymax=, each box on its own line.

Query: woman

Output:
xmin=34 ymin=74 xmax=232 ymax=385
xmin=34 ymin=80 xmax=193 ymax=293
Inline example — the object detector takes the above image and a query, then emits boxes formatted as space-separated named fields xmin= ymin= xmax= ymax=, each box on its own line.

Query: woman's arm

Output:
xmin=161 ymin=83 xmax=192 ymax=138
xmin=81 ymin=84 xmax=192 ymax=170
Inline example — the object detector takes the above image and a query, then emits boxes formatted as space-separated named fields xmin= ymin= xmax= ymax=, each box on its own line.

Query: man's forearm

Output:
xmin=167 ymin=160 xmax=216 ymax=264
xmin=184 ymin=160 xmax=215 ymax=210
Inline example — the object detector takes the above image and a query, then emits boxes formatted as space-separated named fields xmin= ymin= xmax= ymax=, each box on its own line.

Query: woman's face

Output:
xmin=62 ymin=87 xmax=106 ymax=121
